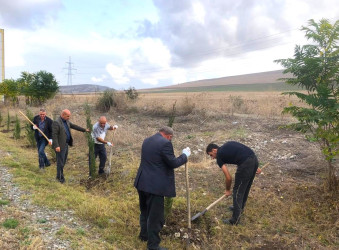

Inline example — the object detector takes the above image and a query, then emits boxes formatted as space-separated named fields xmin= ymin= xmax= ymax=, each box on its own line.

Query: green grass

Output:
xmin=3 ymin=218 xmax=19 ymax=229
xmin=0 ymin=199 xmax=10 ymax=206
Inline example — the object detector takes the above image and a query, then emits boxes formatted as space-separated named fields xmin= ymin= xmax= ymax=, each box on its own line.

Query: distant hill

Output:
xmin=142 ymin=70 xmax=293 ymax=92
xmin=59 ymin=84 xmax=112 ymax=94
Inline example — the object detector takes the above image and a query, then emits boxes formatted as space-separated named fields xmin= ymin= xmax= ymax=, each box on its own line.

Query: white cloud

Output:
xmin=106 ymin=63 xmax=130 ymax=85
xmin=91 ymin=75 xmax=107 ymax=83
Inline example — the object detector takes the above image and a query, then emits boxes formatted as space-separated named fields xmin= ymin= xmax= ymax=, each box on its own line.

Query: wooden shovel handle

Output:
xmin=19 ymin=110 xmax=50 ymax=143
xmin=206 ymin=194 xmax=229 ymax=211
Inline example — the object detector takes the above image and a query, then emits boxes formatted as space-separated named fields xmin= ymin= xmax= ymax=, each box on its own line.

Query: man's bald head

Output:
xmin=61 ymin=109 xmax=71 ymax=120
xmin=99 ymin=116 xmax=107 ymax=128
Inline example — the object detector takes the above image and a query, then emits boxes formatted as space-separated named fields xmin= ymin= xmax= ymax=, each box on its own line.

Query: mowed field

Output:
xmin=0 ymin=90 xmax=338 ymax=249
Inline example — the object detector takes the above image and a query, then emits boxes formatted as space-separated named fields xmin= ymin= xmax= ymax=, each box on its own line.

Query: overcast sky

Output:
xmin=0 ymin=0 xmax=338 ymax=89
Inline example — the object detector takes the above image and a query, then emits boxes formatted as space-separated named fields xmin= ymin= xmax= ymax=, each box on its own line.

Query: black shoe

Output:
xmin=45 ymin=162 xmax=51 ymax=167
xmin=56 ymin=177 xmax=65 ymax=184
xmin=138 ymin=235 xmax=148 ymax=242
xmin=147 ymin=247 xmax=168 ymax=250
xmin=228 ymin=205 xmax=234 ymax=212
xmin=223 ymin=219 xmax=237 ymax=225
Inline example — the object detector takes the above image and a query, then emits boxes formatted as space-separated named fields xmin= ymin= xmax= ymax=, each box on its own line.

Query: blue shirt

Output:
xmin=62 ymin=118 xmax=71 ymax=143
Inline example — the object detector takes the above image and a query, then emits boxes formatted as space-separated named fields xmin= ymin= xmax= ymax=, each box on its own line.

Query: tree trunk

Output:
xmin=327 ymin=160 xmax=338 ymax=191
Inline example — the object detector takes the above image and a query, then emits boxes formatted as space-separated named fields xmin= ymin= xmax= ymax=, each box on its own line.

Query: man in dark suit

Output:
xmin=32 ymin=108 xmax=53 ymax=169
xmin=134 ymin=126 xmax=191 ymax=250
xmin=52 ymin=109 xmax=89 ymax=183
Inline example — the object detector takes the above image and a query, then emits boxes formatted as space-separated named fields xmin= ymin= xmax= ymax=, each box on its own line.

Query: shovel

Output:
xmin=106 ymin=129 xmax=117 ymax=176
xmin=191 ymin=194 xmax=231 ymax=221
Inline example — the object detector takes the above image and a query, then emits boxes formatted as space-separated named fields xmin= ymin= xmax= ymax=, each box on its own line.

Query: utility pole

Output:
xmin=64 ymin=56 xmax=76 ymax=86
xmin=0 ymin=29 xmax=4 ymax=82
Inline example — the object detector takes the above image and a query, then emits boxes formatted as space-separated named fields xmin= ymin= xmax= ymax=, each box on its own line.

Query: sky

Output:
xmin=0 ymin=0 xmax=338 ymax=90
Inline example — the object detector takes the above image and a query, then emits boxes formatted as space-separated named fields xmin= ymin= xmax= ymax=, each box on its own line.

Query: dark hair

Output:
xmin=159 ymin=126 xmax=174 ymax=135
xmin=206 ymin=143 xmax=219 ymax=154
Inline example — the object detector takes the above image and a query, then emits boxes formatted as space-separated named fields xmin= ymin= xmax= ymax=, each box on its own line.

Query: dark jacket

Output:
xmin=32 ymin=115 xmax=53 ymax=141
xmin=134 ymin=132 xmax=187 ymax=197
xmin=52 ymin=116 xmax=86 ymax=150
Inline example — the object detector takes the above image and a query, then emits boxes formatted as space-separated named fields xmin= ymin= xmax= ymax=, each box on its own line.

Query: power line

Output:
xmin=63 ymin=56 xmax=77 ymax=86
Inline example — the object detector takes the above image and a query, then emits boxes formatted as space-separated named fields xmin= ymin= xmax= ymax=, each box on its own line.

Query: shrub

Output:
xmin=124 ymin=87 xmax=139 ymax=100
xmin=96 ymin=90 xmax=117 ymax=112
xmin=229 ymin=95 xmax=244 ymax=115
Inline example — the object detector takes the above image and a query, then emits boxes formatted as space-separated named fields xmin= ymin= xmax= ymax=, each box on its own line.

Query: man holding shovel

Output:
xmin=206 ymin=141 xmax=261 ymax=225
xmin=134 ymin=126 xmax=191 ymax=250
xmin=90 ymin=116 xmax=118 ymax=175
xmin=32 ymin=108 xmax=53 ymax=170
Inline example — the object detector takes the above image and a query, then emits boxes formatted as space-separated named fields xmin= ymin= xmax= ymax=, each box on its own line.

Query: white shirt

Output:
xmin=91 ymin=122 xmax=110 ymax=144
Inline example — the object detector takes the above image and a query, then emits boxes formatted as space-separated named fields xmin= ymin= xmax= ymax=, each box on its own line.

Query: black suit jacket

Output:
xmin=32 ymin=115 xmax=53 ymax=141
xmin=52 ymin=116 xmax=86 ymax=150
xmin=134 ymin=132 xmax=187 ymax=197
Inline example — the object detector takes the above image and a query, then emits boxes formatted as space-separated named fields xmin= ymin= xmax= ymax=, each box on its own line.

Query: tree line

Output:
xmin=0 ymin=70 xmax=59 ymax=105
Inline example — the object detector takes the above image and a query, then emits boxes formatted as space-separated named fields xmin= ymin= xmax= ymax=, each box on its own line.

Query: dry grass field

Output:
xmin=0 ymin=91 xmax=338 ymax=249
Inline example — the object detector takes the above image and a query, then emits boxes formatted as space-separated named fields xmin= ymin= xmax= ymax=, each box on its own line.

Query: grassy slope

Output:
xmin=0 ymin=106 xmax=338 ymax=249
xmin=142 ymin=82 xmax=302 ymax=93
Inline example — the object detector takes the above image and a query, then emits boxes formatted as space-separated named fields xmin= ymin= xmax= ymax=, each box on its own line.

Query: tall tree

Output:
xmin=0 ymin=79 xmax=20 ymax=105
xmin=29 ymin=70 xmax=59 ymax=105
xmin=275 ymin=19 xmax=339 ymax=191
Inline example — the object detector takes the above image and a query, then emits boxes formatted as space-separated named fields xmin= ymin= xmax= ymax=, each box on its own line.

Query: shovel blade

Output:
xmin=191 ymin=212 xmax=202 ymax=221
xmin=191 ymin=209 xmax=207 ymax=221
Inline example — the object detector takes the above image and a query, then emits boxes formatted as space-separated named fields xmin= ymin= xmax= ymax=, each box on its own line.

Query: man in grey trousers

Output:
xmin=52 ymin=109 xmax=89 ymax=183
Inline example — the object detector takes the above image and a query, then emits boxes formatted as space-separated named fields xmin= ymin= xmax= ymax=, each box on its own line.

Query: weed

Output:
xmin=3 ymin=218 xmax=19 ymax=229
xmin=76 ymin=228 xmax=86 ymax=236
xmin=37 ymin=218 xmax=47 ymax=223
xmin=56 ymin=226 xmax=66 ymax=235
xmin=0 ymin=199 xmax=9 ymax=206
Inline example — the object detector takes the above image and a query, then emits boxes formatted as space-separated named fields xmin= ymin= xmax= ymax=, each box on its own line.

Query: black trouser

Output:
xmin=138 ymin=190 xmax=164 ymax=250
xmin=91 ymin=144 xmax=107 ymax=173
xmin=56 ymin=144 xmax=68 ymax=181
xmin=232 ymin=154 xmax=258 ymax=224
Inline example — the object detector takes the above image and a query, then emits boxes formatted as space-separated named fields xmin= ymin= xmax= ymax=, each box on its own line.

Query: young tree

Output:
xmin=24 ymin=109 xmax=36 ymax=147
xmin=275 ymin=19 xmax=339 ymax=191
xmin=17 ymin=71 xmax=35 ymax=105
xmin=84 ymin=103 xmax=96 ymax=177
xmin=13 ymin=115 xmax=21 ymax=140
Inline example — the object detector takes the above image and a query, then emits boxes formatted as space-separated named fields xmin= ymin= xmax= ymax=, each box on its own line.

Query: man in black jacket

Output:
xmin=134 ymin=126 xmax=191 ymax=250
xmin=32 ymin=108 xmax=53 ymax=169
xmin=52 ymin=109 xmax=89 ymax=183
xmin=206 ymin=141 xmax=262 ymax=225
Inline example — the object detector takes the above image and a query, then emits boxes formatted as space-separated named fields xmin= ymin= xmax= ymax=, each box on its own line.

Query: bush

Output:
xmin=124 ymin=87 xmax=139 ymax=100
xmin=229 ymin=95 xmax=244 ymax=115
xmin=96 ymin=90 xmax=117 ymax=112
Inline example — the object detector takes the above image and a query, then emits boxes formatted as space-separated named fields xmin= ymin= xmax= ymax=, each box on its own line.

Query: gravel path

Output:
xmin=0 ymin=160 xmax=93 ymax=249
